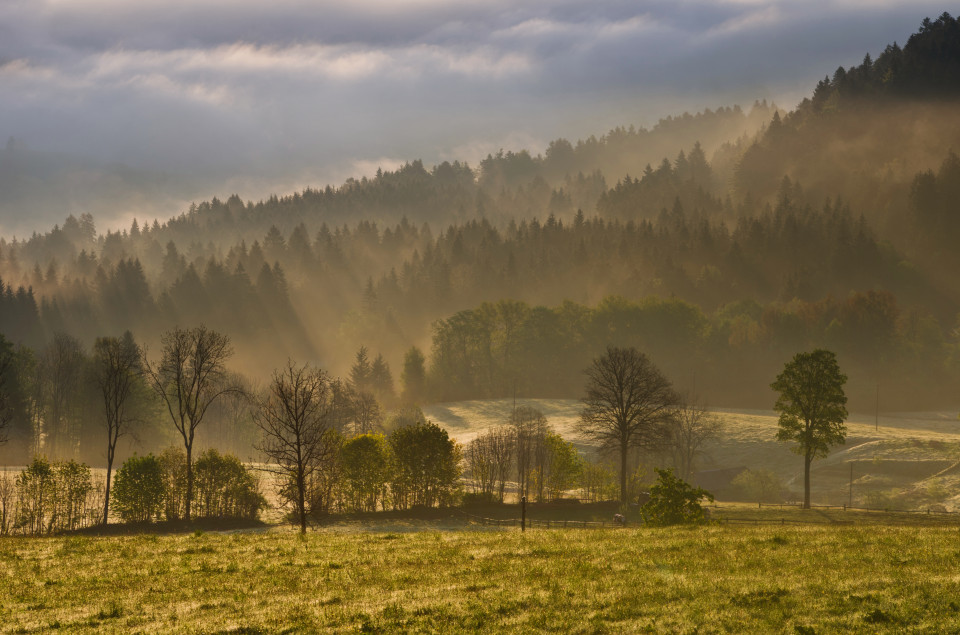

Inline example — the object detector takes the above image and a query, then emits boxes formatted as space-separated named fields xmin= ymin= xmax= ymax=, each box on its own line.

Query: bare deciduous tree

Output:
xmin=92 ymin=331 xmax=141 ymax=524
xmin=668 ymin=396 xmax=723 ymax=481
xmin=352 ymin=390 xmax=382 ymax=435
xmin=142 ymin=325 xmax=235 ymax=521
xmin=510 ymin=406 xmax=553 ymax=501
xmin=511 ymin=406 xmax=548 ymax=500
xmin=467 ymin=426 xmax=514 ymax=502
xmin=253 ymin=360 xmax=338 ymax=534
xmin=43 ymin=333 xmax=84 ymax=459
xmin=579 ymin=346 xmax=679 ymax=504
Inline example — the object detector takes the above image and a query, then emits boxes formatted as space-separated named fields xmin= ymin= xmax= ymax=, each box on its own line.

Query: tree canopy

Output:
xmin=772 ymin=348 xmax=848 ymax=508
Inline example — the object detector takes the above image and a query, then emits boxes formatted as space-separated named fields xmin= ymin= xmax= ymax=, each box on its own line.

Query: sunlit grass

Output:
xmin=3 ymin=521 xmax=960 ymax=633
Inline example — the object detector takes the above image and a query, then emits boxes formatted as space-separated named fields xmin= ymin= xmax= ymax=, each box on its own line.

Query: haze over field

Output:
xmin=1 ymin=2 xmax=960 ymax=539
xmin=0 ymin=0 xmax=951 ymax=234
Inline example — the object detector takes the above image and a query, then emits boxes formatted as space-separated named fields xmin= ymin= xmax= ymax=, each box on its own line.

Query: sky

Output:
xmin=0 ymin=0 xmax=950 ymax=235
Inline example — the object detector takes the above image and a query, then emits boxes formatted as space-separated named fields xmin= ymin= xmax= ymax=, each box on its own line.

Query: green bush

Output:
xmin=641 ymin=468 xmax=714 ymax=526
xmin=389 ymin=420 xmax=462 ymax=509
xmin=159 ymin=446 xmax=188 ymax=521
xmin=15 ymin=457 xmax=95 ymax=534
xmin=340 ymin=433 xmax=392 ymax=512
xmin=193 ymin=449 xmax=265 ymax=520
xmin=730 ymin=469 xmax=783 ymax=503
xmin=112 ymin=454 xmax=165 ymax=523
xmin=462 ymin=491 xmax=499 ymax=506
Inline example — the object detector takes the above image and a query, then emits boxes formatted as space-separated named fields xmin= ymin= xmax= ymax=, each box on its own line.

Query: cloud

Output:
xmin=0 ymin=0 xmax=951 ymax=233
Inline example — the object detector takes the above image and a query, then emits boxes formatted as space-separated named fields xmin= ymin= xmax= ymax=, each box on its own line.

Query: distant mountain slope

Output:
xmin=734 ymin=13 xmax=960 ymax=234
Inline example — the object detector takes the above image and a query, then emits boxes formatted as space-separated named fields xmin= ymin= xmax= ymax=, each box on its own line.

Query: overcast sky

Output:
xmin=0 ymin=0 xmax=949 ymax=234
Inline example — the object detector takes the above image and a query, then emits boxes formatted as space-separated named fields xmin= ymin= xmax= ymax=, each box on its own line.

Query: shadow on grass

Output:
xmin=309 ymin=501 xmax=626 ymax=528
xmin=65 ymin=517 xmax=270 ymax=537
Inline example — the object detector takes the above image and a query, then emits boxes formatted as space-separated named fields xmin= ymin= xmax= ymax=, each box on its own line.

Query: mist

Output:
xmin=0 ymin=0 xmax=950 ymax=234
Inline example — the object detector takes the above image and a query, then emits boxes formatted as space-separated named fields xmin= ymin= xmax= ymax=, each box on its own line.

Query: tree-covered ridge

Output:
xmin=803 ymin=12 xmax=960 ymax=112
xmin=3 ymin=101 xmax=774 ymax=262
xmin=735 ymin=14 xmax=960 ymax=211
xmin=0 ymin=179 xmax=956 ymax=412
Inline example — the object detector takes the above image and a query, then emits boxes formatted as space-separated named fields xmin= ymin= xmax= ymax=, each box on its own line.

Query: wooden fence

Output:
xmin=755 ymin=502 xmax=959 ymax=515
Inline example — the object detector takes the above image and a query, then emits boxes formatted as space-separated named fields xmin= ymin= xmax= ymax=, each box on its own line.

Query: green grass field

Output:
xmin=4 ymin=517 xmax=960 ymax=633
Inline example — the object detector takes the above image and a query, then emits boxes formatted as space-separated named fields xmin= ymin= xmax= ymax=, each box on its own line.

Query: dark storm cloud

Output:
xmin=0 ymin=1 xmax=949 ymax=234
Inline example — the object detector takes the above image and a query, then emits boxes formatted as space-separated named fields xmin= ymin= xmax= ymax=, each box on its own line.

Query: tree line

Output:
xmin=424 ymin=292 xmax=958 ymax=411
xmin=0 ymin=323 xmax=697 ymax=535
xmin=0 ymin=326 xmax=466 ymax=535
xmin=2 ymin=179 xmax=956 ymax=411
xmin=0 ymin=321 xmax=869 ymax=533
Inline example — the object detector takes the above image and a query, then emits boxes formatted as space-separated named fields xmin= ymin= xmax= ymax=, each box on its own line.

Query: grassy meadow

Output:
xmin=4 ymin=518 xmax=960 ymax=633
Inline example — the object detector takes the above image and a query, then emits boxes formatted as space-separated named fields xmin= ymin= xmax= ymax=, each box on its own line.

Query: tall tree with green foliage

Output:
xmin=370 ymin=354 xmax=395 ymax=405
xmin=350 ymin=346 xmax=372 ymax=393
xmin=0 ymin=333 xmax=25 ymax=447
xmin=771 ymin=348 xmax=848 ymax=509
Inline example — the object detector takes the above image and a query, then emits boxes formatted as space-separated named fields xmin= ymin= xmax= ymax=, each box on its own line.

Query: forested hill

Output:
xmin=0 ymin=13 xmax=959 ymax=423
xmin=735 ymin=13 xmax=960 ymax=232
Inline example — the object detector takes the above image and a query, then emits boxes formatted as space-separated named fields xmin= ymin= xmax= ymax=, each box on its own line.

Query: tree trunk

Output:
xmin=185 ymin=444 xmax=193 ymax=521
xmin=620 ymin=443 xmax=628 ymax=505
xmin=298 ymin=469 xmax=307 ymax=535
xmin=803 ymin=452 xmax=811 ymax=509
xmin=103 ymin=448 xmax=113 ymax=525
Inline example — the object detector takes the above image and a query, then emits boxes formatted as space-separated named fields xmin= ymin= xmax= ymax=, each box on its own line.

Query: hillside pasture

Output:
xmin=425 ymin=400 xmax=960 ymax=509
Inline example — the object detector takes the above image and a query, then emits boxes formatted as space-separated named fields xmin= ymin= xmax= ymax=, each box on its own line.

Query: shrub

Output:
xmin=641 ymin=468 xmax=714 ymax=526
xmin=340 ymin=434 xmax=392 ymax=512
xmin=159 ymin=447 xmax=188 ymax=520
xmin=193 ymin=449 xmax=265 ymax=520
xmin=579 ymin=460 xmax=619 ymax=502
xmin=0 ymin=470 xmax=14 ymax=534
xmin=15 ymin=457 xmax=95 ymax=534
xmin=462 ymin=491 xmax=499 ymax=506
xmin=389 ymin=420 xmax=462 ymax=509
xmin=51 ymin=460 xmax=95 ymax=530
xmin=112 ymin=454 xmax=165 ymax=523
xmin=730 ymin=468 xmax=783 ymax=503
xmin=15 ymin=457 xmax=54 ymax=534
xmin=544 ymin=432 xmax=583 ymax=500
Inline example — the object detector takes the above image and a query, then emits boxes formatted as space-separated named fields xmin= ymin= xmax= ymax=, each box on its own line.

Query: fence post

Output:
xmin=521 ymin=496 xmax=526 ymax=533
